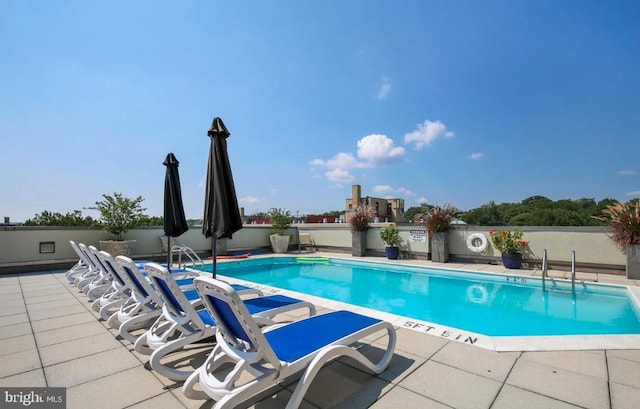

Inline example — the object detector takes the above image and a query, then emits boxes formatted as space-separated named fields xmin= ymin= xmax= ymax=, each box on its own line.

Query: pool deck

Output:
xmin=1 ymin=253 xmax=640 ymax=409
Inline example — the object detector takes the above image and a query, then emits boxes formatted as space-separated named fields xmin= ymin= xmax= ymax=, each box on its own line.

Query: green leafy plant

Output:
xmin=380 ymin=224 xmax=401 ymax=247
xmin=268 ymin=207 xmax=293 ymax=235
xmin=413 ymin=203 xmax=460 ymax=235
xmin=86 ymin=192 xmax=146 ymax=240
xmin=347 ymin=205 xmax=374 ymax=232
xmin=593 ymin=199 xmax=640 ymax=252
xmin=24 ymin=210 xmax=92 ymax=226
xmin=489 ymin=229 xmax=528 ymax=254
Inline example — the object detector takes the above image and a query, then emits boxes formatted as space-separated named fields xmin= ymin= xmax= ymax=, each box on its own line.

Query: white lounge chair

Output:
xmin=72 ymin=243 xmax=103 ymax=292
xmin=93 ymin=252 xmax=163 ymax=340
xmin=182 ymin=276 xmax=397 ymax=408
xmin=88 ymin=246 xmax=133 ymax=320
xmin=65 ymin=240 xmax=91 ymax=283
xmin=79 ymin=244 xmax=114 ymax=301
xmin=137 ymin=262 xmax=315 ymax=381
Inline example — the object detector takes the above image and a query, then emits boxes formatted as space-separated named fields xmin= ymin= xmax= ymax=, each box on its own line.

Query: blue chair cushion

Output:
xmin=265 ymin=311 xmax=380 ymax=363
xmin=244 ymin=295 xmax=302 ymax=315
xmin=195 ymin=294 xmax=303 ymax=328
xmin=197 ymin=309 xmax=216 ymax=326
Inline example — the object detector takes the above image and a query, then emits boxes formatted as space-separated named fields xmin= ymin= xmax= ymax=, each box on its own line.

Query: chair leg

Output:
xmin=119 ymin=309 xmax=162 ymax=343
xmin=149 ymin=329 xmax=216 ymax=381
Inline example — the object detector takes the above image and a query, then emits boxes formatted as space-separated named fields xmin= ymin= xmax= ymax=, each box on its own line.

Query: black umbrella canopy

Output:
xmin=202 ymin=117 xmax=242 ymax=276
xmin=163 ymin=153 xmax=189 ymax=267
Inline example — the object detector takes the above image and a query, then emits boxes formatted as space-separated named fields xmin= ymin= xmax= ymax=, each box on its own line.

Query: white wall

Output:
xmin=0 ymin=224 xmax=625 ymax=271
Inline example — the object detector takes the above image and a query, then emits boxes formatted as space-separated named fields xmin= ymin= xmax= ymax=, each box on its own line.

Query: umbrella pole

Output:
xmin=212 ymin=238 xmax=217 ymax=278
xmin=212 ymin=142 xmax=217 ymax=279
xmin=166 ymin=236 xmax=171 ymax=272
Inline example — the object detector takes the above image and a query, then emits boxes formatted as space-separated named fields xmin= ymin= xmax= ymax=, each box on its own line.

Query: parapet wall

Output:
xmin=0 ymin=224 xmax=624 ymax=274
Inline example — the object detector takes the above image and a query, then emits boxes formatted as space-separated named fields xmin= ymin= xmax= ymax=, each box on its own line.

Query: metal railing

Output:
xmin=571 ymin=250 xmax=576 ymax=295
xmin=542 ymin=248 xmax=577 ymax=296
xmin=171 ymin=245 xmax=204 ymax=271
xmin=542 ymin=249 xmax=548 ymax=292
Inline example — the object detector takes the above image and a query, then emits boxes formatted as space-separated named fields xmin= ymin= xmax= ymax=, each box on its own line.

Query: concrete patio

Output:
xmin=1 ymin=256 xmax=640 ymax=409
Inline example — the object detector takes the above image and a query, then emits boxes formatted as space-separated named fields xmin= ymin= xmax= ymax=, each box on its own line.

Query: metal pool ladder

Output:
xmin=542 ymin=249 xmax=548 ymax=292
xmin=541 ymin=249 xmax=577 ymax=295
xmin=171 ymin=244 xmax=204 ymax=271
xmin=570 ymin=250 xmax=576 ymax=295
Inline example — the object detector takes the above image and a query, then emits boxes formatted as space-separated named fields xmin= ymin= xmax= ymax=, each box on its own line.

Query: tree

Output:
xmin=24 ymin=210 xmax=92 ymax=226
xmin=138 ymin=215 xmax=164 ymax=226
xmin=460 ymin=197 xmax=620 ymax=226
xmin=405 ymin=205 xmax=433 ymax=223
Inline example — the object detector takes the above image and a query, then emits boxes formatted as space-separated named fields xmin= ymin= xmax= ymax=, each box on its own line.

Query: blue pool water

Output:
xmin=198 ymin=257 xmax=640 ymax=337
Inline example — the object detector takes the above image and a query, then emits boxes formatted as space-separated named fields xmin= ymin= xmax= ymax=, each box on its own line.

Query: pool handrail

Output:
xmin=571 ymin=250 xmax=576 ymax=295
xmin=542 ymin=249 xmax=548 ymax=292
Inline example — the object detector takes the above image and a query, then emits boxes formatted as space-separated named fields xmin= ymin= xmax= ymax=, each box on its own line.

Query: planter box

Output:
xmin=99 ymin=240 xmax=137 ymax=257
xmin=269 ymin=235 xmax=290 ymax=253
xmin=627 ymin=244 xmax=640 ymax=279
xmin=352 ymin=231 xmax=367 ymax=256
xmin=501 ymin=252 xmax=522 ymax=269
xmin=384 ymin=246 xmax=400 ymax=259
xmin=430 ymin=232 xmax=449 ymax=263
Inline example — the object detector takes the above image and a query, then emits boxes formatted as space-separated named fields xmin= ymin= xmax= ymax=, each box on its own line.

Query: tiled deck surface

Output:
xmin=1 ymin=254 xmax=640 ymax=409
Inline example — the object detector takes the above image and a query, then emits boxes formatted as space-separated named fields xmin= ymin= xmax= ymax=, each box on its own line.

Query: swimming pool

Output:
xmin=197 ymin=257 xmax=640 ymax=338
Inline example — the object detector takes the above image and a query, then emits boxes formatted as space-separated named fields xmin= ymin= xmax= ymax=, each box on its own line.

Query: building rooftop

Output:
xmin=1 ymin=254 xmax=640 ymax=409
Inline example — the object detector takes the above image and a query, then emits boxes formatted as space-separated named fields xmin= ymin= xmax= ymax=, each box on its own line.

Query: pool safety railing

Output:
xmin=171 ymin=244 xmax=204 ymax=271
xmin=542 ymin=249 xmax=548 ymax=292
xmin=571 ymin=250 xmax=576 ymax=295
xmin=542 ymin=249 xmax=577 ymax=296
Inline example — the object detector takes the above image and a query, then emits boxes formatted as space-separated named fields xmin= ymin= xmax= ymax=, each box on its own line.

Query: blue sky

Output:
xmin=2 ymin=1 xmax=639 ymax=223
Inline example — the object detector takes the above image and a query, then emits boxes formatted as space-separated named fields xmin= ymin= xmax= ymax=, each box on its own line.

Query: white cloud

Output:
xmin=404 ymin=119 xmax=454 ymax=150
xmin=626 ymin=191 xmax=640 ymax=197
xmin=372 ymin=185 xmax=393 ymax=194
xmin=239 ymin=196 xmax=260 ymax=204
xmin=376 ymin=76 xmax=391 ymax=100
xmin=357 ymin=134 xmax=405 ymax=164
xmin=326 ymin=152 xmax=365 ymax=169
xmin=372 ymin=185 xmax=415 ymax=197
xmin=397 ymin=187 xmax=414 ymax=196
xmin=619 ymin=170 xmax=638 ymax=176
xmin=311 ymin=134 xmax=404 ymax=184
xmin=326 ymin=168 xmax=354 ymax=183
xmin=469 ymin=152 xmax=484 ymax=160
xmin=416 ymin=197 xmax=428 ymax=205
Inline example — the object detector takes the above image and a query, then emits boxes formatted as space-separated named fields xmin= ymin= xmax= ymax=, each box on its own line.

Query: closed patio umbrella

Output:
xmin=163 ymin=152 xmax=189 ymax=270
xmin=202 ymin=117 xmax=242 ymax=277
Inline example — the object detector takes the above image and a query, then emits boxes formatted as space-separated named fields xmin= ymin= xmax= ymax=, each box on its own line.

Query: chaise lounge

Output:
xmin=182 ymin=276 xmax=397 ymax=409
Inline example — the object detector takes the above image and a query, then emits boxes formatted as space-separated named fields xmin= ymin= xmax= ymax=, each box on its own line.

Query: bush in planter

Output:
xmin=488 ymin=229 xmax=528 ymax=254
xmin=268 ymin=207 xmax=293 ymax=235
xmin=593 ymin=199 xmax=640 ymax=252
xmin=413 ymin=203 xmax=460 ymax=236
xmin=347 ymin=205 xmax=374 ymax=232
xmin=593 ymin=199 xmax=640 ymax=279
xmin=489 ymin=228 xmax=528 ymax=269
xmin=380 ymin=224 xmax=401 ymax=247
xmin=347 ymin=205 xmax=374 ymax=256
xmin=86 ymin=192 xmax=146 ymax=257
xmin=267 ymin=208 xmax=293 ymax=253
xmin=413 ymin=204 xmax=460 ymax=262
xmin=87 ymin=192 xmax=146 ymax=240
xmin=380 ymin=224 xmax=401 ymax=259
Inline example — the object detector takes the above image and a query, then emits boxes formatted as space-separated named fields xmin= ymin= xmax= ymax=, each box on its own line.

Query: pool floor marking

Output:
xmin=399 ymin=319 xmax=489 ymax=347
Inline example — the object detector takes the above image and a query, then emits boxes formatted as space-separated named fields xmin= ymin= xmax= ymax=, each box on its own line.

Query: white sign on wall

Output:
xmin=409 ymin=229 xmax=427 ymax=243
